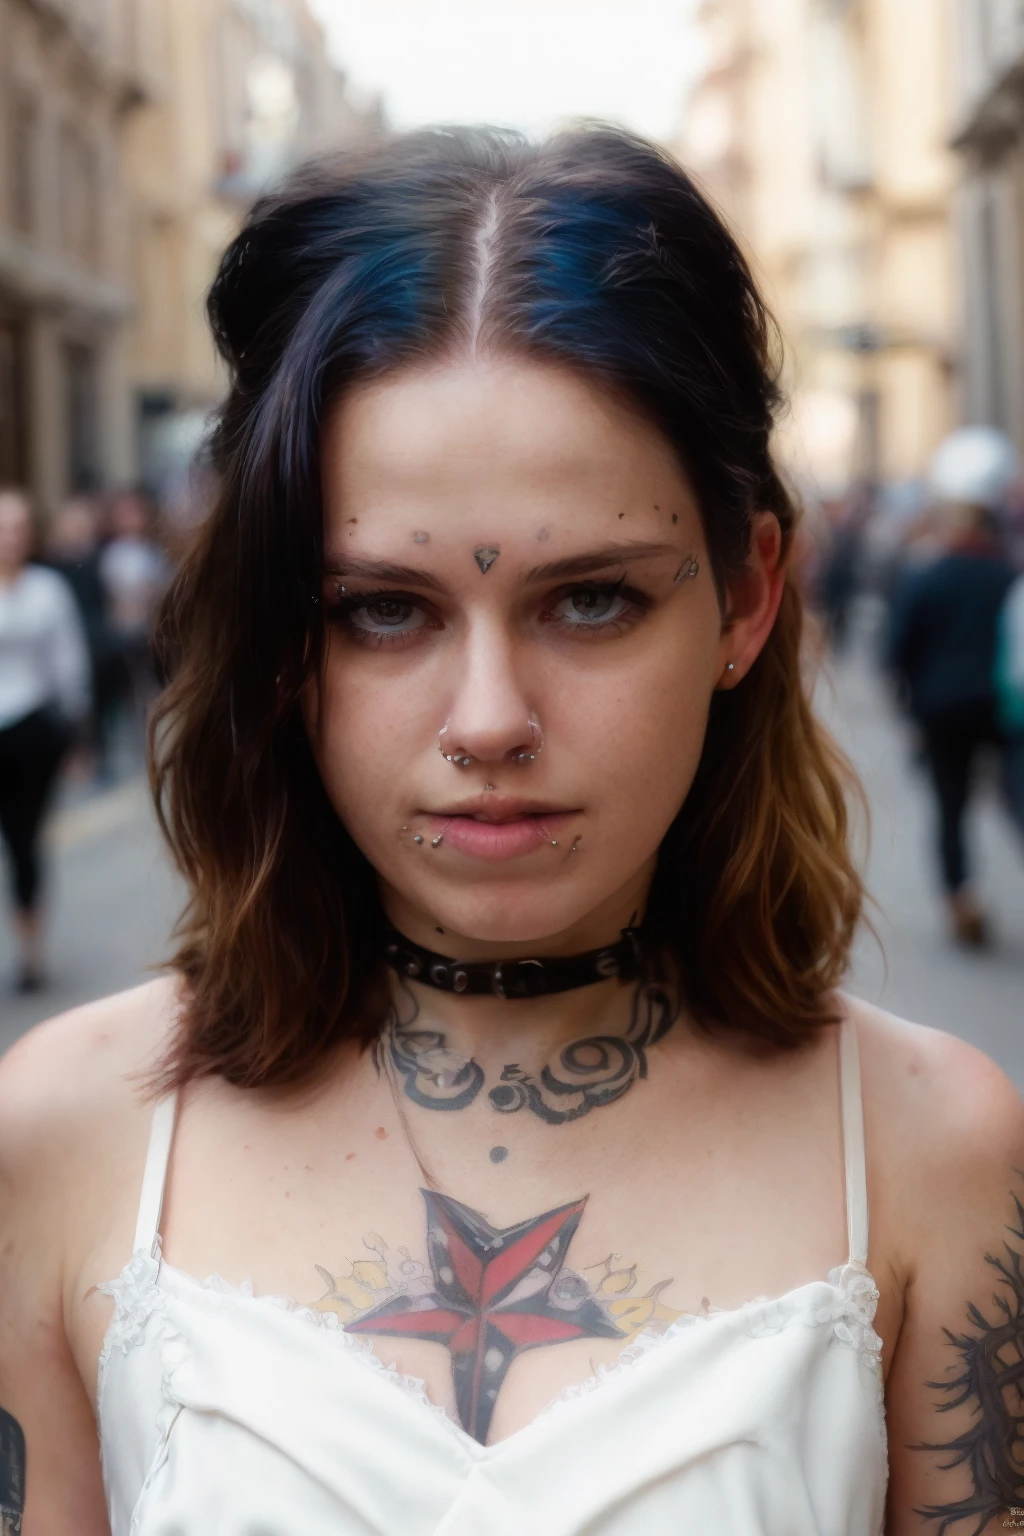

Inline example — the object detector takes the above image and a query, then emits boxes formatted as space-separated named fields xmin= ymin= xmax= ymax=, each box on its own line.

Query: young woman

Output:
xmin=0 ymin=127 xmax=1021 ymax=1536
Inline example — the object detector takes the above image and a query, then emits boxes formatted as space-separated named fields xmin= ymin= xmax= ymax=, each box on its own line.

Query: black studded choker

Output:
xmin=383 ymin=926 xmax=644 ymax=999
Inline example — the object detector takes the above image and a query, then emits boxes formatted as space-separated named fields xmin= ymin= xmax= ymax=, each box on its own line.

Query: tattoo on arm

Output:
xmin=315 ymin=1194 xmax=682 ymax=1444
xmin=0 ymin=1407 xmax=25 ymax=1536
xmin=914 ymin=1179 xmax=1024 ymax=1534
xmin=378 ymin=979 xmax=679 ymax=1126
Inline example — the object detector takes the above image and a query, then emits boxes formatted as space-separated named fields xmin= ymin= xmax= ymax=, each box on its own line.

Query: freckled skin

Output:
xmin=309 ymin=358 xmax=782 ymax=955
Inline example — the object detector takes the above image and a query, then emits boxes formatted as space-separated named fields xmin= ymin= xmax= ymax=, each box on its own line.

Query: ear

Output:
xmin=715 ymin=513 xmax=785 ymax=688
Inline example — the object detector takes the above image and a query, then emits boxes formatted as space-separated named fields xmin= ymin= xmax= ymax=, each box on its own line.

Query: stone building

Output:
xmin=0 ymin=0 xmax=380 ymax=512
xmin=125 ymin=0 xmax=383 ymax=494
xmin=677 ymin=0 xmax=957 ymax=495
xmin=952 ymin=0 xmax=1024 ymax=446
xmin=0 ymin=0 xmax=158 ymax=507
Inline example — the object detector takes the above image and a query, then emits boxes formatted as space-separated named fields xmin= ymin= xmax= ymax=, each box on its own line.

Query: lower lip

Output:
xmin=425 ymin=812 xmax=577 ymax=861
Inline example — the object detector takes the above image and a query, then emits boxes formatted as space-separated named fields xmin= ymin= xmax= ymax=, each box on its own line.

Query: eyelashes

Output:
xmin=326 ymin=579 xmax=653 ymax=649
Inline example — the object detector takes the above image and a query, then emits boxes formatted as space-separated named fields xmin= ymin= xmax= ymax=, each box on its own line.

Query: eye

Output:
xmin=545 ymin=581 xmax=647 ymax=635
xmin=350 ymin=597 xmax=424 ymax=634
xmin=558 ymin=587 xmax=625 ymax=623
xmin=329 ymin=588 xmax=439 ymax=647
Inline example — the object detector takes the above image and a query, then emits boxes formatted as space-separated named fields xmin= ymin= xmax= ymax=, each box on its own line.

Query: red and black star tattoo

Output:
xmin=345 ymin=1190 xmax=624 ymax=1443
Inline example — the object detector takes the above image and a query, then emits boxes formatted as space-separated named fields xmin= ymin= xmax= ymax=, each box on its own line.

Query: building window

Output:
xmin=65 ymin=342 xmax=99 ymax=491
xmin=59 ymin=125 xmax=100 ymax=266
xmin=0 ymin=316 xmax=27 ymax=486
xmin=8 ymin=91 xmax=37 ymax=236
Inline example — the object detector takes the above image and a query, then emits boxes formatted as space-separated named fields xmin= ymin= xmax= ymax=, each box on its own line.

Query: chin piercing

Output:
xmin=413 ymin=834 xmax=424 ymax=845
xmin=571 ymin=834 xmax=581 ymax=853
xmin=550 ymin=840 xmax=558 ymax=847
xmin=431 ymin=834 xmax=444 ymax=848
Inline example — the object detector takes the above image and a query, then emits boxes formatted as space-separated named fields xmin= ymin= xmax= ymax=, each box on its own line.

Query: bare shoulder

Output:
xmin=842 ymin=994 xmax=1024 ymax=1256
xmin=0 ymin=976 xmax=182 ymax=1193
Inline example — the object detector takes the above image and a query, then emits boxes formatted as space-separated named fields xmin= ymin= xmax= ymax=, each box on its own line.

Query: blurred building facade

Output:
xmin=0 ymin=0 xmax=380 ymax=514
xmin=0 ymin=0 xmax=158 ymax=507
xmin=678 ymin=0 xmax=957 ymax=497
xmin=952 ymin=0 xmax=1024 ymax=448
xmin=126 ymin=0 xmax=383 ymax=501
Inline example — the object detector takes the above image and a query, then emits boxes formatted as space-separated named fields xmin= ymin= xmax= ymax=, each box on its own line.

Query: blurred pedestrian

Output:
xmin=996 ymin=571 xmax=1024 ymax=834
xmin=0 ymin=488 xmax=90 ymax=991
xmin=98 ymin=488 xmax=169 ymax=743
xmin=887 ymin=428 xmax=1023 ymax=946
xmin=46 ymin=496 xmax=121 ymax=782
xmin=819 ymin=480 xmax=873 ymax=652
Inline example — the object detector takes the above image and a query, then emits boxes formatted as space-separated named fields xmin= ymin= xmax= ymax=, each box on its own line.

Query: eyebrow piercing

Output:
xmin=474 ymin=546 xmax=500 ymax=574
xmin=673 ymin=557 xmax=699 ymax=584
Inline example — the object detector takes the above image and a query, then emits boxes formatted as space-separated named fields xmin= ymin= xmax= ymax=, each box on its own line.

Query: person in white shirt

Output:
xmin=0 ymin=488 xmax=90 ymax=991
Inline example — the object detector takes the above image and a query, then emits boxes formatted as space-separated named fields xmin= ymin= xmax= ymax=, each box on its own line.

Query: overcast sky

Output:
xmin=307 ymin=0 xmax=700 ymax=143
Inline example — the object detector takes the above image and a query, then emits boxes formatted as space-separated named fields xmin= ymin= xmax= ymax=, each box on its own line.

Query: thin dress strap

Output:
xmin=838 ymin=1017 xmax=869 ymax=1266
xmin=133 ymin=1092 xmax=179 ymax=1258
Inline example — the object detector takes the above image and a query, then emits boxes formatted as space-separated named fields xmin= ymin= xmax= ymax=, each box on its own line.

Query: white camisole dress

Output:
xmin=97 ymin=1018 xmax=888 ymax=1534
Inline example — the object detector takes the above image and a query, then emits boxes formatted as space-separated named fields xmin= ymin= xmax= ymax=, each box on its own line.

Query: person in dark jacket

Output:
xmin=888 ymin=504 xmax=1019 ymax=944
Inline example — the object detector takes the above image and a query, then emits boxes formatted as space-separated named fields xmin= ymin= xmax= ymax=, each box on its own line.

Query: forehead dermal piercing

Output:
xmin=474 ymin=546 xmax=501 ymax=574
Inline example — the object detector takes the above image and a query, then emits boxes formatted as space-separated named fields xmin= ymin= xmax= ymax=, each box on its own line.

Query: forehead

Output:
xmin=321 ymin=359 xmax=697 ymax=536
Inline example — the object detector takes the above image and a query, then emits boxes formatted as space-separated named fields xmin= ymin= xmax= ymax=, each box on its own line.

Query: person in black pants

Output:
xmin=0 ymin=489 xmax=90 ymax=991
xmin=888 ymin=507 xmax=1019 ymax=945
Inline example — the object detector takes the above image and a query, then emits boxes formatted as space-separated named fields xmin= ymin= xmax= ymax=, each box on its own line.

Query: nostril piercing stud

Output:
xmin=726 ymin=662 xmax=735 ymax=672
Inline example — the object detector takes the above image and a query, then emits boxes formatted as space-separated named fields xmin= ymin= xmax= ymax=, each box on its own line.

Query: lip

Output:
xmin=422 ymin=804 xmax=579 ymax=861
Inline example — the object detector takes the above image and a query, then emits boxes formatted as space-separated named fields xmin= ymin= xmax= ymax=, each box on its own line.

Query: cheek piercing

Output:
xmin=673 ymin=556 xmax=700 ymax=584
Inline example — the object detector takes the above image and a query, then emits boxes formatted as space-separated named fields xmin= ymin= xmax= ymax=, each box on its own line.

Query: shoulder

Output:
xmin=0 ymin=977 xmax=182 ymax=1200
xmin=843 ymin=996 xmax=1024 ymax=1264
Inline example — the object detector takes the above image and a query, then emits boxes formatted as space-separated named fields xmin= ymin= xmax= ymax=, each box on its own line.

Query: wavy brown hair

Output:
xmin=151 ymin=125 xmax=864 ymax=1088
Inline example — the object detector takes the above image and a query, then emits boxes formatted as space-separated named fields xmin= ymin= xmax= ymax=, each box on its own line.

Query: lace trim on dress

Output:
xmin=538 ymin=1259 xmax=884 ymax=1421
xmin=97 ymin=1249 xmax=468 ymax=1453
xmin=98 ymin=1246 xmax=884 ymax=1458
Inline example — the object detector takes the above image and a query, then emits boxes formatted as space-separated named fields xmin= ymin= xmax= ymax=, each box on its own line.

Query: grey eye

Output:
xmin=366 ymin=599 xmax=414 ymax=627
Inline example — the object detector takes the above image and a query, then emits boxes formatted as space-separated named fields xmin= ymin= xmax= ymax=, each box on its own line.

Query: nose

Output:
xmin=441 ymin=616 xmax=538 ymax=767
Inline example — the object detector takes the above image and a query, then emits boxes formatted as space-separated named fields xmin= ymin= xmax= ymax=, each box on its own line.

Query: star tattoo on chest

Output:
xmin=344 ymin=1190 xmax=625 ymax=1443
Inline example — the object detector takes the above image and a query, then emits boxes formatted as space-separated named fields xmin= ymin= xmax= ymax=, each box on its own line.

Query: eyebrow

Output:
xmin=523 ymin=542 xmax=680 ymax=582
xmin=322 ymin=558 xmax=447 ymax=593
xmin=324 ymin=541 xmax=681 ymax=592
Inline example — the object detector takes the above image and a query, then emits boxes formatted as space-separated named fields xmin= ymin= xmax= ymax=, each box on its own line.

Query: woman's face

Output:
xmin=312 ymin=358 xmax=780 ymax=953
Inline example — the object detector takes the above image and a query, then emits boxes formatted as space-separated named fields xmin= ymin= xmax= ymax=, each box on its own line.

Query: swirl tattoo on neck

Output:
xmin=378 ymin=979 xmax=679 ymax=1125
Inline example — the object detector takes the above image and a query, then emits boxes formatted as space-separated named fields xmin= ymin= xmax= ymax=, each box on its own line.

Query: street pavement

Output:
xmin=2 ymin=646 xmax=1023 ymax=1079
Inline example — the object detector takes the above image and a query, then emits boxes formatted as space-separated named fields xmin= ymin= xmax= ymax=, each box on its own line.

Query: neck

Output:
xmin=388 ymin=969 xmax=650 ymax=1069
